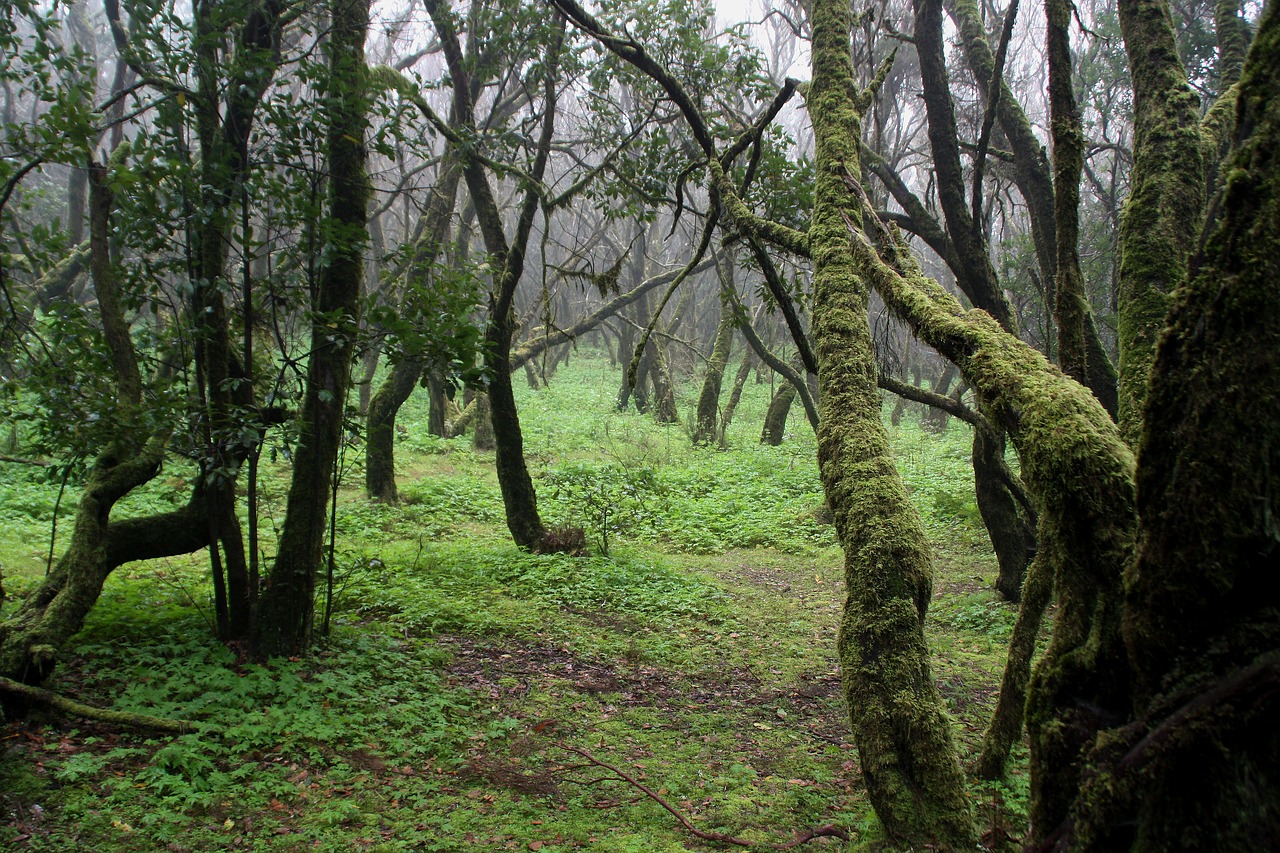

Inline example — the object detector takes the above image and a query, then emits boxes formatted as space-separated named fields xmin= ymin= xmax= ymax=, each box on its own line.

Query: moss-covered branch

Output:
xmin=0 ymin=676 xmax=198 ymax=733
xmin=849 ymin=202 xmax=1136 ymax=839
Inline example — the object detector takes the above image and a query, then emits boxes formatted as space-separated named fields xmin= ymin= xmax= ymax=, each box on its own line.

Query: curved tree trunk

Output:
xmin=760 ymin=381 xmax=796 ymax=446
xmin=693 ymin=290 xmax=734 ymax=444
xmin=365 ymin=357 xmax=422 ymax=502
xmin=974 ymin=427 xmax=1036 ymax=602
xmin=852 ymin=217 xmax=1136 ymax=846
xmin=0 ymin=163 xmax=199 ymax=685
xmin=717 ymin=351 xmax=755 ymax=447
xmin=807 ymin=0 xmax=975 ymax=844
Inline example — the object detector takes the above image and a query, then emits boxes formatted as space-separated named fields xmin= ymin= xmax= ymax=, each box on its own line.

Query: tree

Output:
xmin=553 ymin=0 xmax=1278 ymax=847
xmin=254 ymin=0 xmax=370 ymax=657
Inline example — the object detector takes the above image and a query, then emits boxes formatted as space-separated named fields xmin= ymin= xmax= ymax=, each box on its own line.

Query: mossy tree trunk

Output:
xmin=717 ymin=351 xmax=754 ymax=447
xmin=760 ymin=380 xmax=796 ymax=446
xmin=1115 ymin=0 xmax=1205 ymax=444
xmin=364 ymin=158 xmax=461 ymax=502
xmin=1063 ymin=11 xmax=1280 ymax=845
xmin=254 ymin=0 xmax=369 ymax=658
xmin=1048 ymin=0 xmax=1089 ymax=386
xmin=808 ymin=0 xmax=975 ymax=844
xmin=852 ymin=216 xmax=1137 ymax=844
xmin=0 ymin=163 xmax=203 ymax=685
xmin=472 ymin=391 xmax=494 ymax=451
xmin=693 ymin=285 xmax=734 ymax=445
xmin=365 ymin=357 xmax=421 ymax=503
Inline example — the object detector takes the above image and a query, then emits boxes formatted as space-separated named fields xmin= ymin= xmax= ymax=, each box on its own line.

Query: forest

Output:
xmin=0 ymin=0 xmax=1276 ymax=849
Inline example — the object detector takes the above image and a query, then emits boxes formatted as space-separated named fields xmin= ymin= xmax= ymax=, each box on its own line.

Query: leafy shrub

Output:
xmin=540 ymin=462 xmax=661 ymax=555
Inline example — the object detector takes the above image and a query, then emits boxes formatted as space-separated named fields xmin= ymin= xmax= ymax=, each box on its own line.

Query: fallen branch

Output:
xmin=555 ymin=742 xmax=849 ymax=849
xmin=0 ymin=676 xmax=198 ymax=733
xmin=557 ymin=742 xmax=753 ymax=847
xmin=777 ymin=825 xmax=851 ymax=849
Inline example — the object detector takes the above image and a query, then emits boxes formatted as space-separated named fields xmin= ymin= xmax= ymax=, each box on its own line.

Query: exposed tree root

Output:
xmin=0 ymin=676 xmax=198 ymax=733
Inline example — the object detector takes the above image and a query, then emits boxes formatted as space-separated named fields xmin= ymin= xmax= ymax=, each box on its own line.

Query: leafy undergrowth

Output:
xmin=2 ymin=353 xmax=1031 ymax=851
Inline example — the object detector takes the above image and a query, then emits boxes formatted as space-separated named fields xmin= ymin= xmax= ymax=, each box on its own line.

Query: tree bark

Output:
xmin=425 ymin=0 xmax=560 ymax=550
xmin=1115 ymin=0 xmax=1205 ymax=445
xmin=717 ymin=351 xmax=754 ymax=447
xmin=974 ymin=426 xmax=1036 ymax=603
xmin=1064 ymin=10 xmax=1280 ymax=845
xmin=808 ymin=0 xmax=975 ymax=844
xmin=760 ymin=381 xmax=796 ymax=446
xmin=365 ymin=357 xmax=421 ymax=502
xmin=693 ymin=286 xmax=734 ymax=445
xmin=255 ymin=0 xmax=369 ymax=657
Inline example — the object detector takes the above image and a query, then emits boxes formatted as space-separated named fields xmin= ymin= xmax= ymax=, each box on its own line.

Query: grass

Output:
xmin=1 ymin=350 xmax=1030 ymax=851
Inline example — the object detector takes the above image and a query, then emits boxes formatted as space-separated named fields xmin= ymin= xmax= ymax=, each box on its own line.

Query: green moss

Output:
xmin=803 ymin=0 xmax=975 ymax=846
xmin=1116 ymin=0 xmax=1206 ymax=446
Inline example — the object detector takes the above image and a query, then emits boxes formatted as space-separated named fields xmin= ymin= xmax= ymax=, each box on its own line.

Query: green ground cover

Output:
xmin=1 ymin=352 xmax=1029 ymax=851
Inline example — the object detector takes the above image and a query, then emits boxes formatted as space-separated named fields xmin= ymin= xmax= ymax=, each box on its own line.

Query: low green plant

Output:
xmin=540 ymin=462 xmax=661 ymax=555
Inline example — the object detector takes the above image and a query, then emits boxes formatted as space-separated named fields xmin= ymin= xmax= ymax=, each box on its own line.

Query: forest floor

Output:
xmin=0 ymin=353 xmax=1031 ymax=851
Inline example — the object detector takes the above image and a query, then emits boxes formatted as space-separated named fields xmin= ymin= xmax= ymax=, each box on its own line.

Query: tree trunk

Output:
xmin=974 ymin=427 xmax=1035 ymax=602
xmin=427 ymin=370 xmax=448 ymax=436
xmin=808 ymin=0 xmax=975 ymax=844
xmin=472 ymin=391 xmax=494 ymax=451
xmin=1063 ymin=12 xmax=1280 ymax=846
xmin=255 ymin=0 xmax=369 ymax=658
xmin=1115 ymin=0 xmax=1205 ymax=444
xmin=649 ymin=334 xmax=679 ymax=424
xmin=365 ymin=357 xmax=422 ymax=502
xmin=693 ymin=290 xmax=734 ymax=445
xmin=717 ymin=351 xmax=755 ymax=447
xmin=760 ymin=381 xmax=796 ymax=446
xmin=0 ymin=163 xmax=197 ymax=686
xmin=921 ymin=362 xmax=957 ymax=433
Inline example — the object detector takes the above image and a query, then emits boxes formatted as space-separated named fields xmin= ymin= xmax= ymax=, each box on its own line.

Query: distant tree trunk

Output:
xmin=693 ymin=288 xmax=734 ymax=445
xmin=426 ymin=370 xmax=448 ymax=436
xmin=760 ymin=381 xmax=796 ymax=446
xmin=255 ymin=0 xmax=369 ymax=657
xmin=355 ymin=346 xmax=380 ymax=414
xmin=718 ymin=351 xmax=755 ymax=447
xmin=974 ymin=427 xmax=1035 ymax=602
xmin=472 ymin=391 xmax=494 ymax=451
xmin=365 ymin=358 xmax=422 ymax=502
xmin=650 ymin=335 xmax=678 ymax=424
xmin=362 ymin=151 xmax=460 ymax=501
xmin=921 ymin=362 xmax=957 ymax=432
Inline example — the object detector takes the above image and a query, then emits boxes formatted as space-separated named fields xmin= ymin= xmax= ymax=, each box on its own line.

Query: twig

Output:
xmin=0 ymin=455 xmax=53 ymax=467
xmin=556 ymin=742 xmax=753 ymax=847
